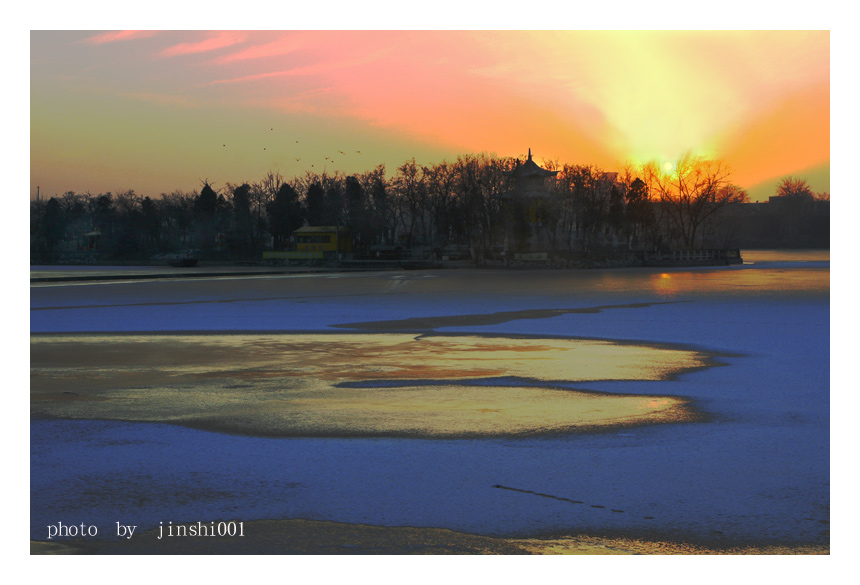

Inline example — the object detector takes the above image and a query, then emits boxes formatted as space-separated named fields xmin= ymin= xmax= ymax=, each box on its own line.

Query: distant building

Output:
xmin=82 ymin=228 xmax=101 ymax=251
xmin=498 ymin=149 xmax=559 ymax=256
xmin=263 ymin=225 xmax=351 ymax=262
xmin=768 ymin=192 xmax=814 ymax=207
xmin=499 ymin=150 xmax=626 ymax=256
xmin=724 ymin=196 xmax=829 ymax=249
xmin=501 ymin=149 xmax=559 ymax=199
xmin=294 ymin=225 xmax=351 ymax=255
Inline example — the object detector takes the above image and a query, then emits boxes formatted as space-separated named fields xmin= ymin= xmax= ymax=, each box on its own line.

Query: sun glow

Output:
xmin=30 ymin=31 xmax=829 ymax=201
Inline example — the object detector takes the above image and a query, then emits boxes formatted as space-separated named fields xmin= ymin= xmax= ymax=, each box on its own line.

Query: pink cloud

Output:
xmin=81 ymin=30 xmax=159 ymax=45
xmin=213 ymin=35 xmax=308 ymax=64
xmin=159 ymin=31 xmax=248 ymax=58
xmin=207 ymin=68 xmax=303 ymax=86
xmin=206 ymin=59 xmax=354 ymax=86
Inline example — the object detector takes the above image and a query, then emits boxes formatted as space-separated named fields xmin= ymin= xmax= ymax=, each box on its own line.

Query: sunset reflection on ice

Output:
xmin=31 ymin=333 xmax=711 ymax=438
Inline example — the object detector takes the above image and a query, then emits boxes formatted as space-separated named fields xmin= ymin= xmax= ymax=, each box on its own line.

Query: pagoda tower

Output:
xmin=499 ymin=149 xmax=559 ymax=256
xmin=502 ymin=148 xmax=559 ymax=199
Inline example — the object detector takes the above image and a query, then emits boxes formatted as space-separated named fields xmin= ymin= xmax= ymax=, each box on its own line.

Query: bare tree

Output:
xmin=556 ymin=164 xmax=612 ymax=254
xmin=777 ymin=177 xmax=814 ymax=198
xmin=391 ymin=159 xmax=428 ymax=247
xmin=424 ymin=161 xmax=456 ymax=248
xmin=650 ymin=155 xmax=748 ymax=250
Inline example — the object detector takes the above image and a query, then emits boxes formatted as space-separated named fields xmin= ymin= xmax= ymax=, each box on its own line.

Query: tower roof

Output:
xmin=504 ymin=149 xmax=559 ymax=179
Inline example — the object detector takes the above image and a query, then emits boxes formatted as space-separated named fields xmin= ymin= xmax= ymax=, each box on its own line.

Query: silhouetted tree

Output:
xmin=162 ymin=190 xmax=195 ymax=249
xmin=194 ymin=182 xmax=219 ymax=217
xmin=88 ymin=193 xmax=115 ymax=252
xmin=140 ymin=196 xmax=162 ymax=250
xmin=364 ymin=165 xmax=395 ymax=245
xmin=32 ymin=148 xmax=769 ymax=264
xmin=267 ymin=182 xmax=304 ymax=250
xmin=42 ymin=197 xmax=65 ymax=252
xmin=324 ymin=180 xmax=346 ymax=227
xmin=623 ymin=176 xmax=656 ymax=249
xmin=345 ymin=175 xmax=375 ymax=252
xmin=562 ymin=164 xmax=610 ymax=254
xmin=392 ymin=159 xmax=428 ymax=247
xmin=229 ymin=183 xmax=254 ymax=254
xmin=649 ymin=155 xmax=748 ymax=250
xmin=474 ymin=154 xmax=507 ymax=254
xmin=192 ymin=182 xmax=222 ymax=252
xmin=777 ymin=177 xmax=814 ymax=199
xmin=425 ymin=161 xmax=457 ymax=248
xmin=113 ymin=190 xmax=145 ymax=257
xmin=304 ymin=181 xmax=326 ymax=226
xmin=60 ymin=191 xmax=89 ymax=244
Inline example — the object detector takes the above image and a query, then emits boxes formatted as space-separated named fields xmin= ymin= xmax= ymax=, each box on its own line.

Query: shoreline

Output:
xmin=27 ymin=257 xmax=748 ymax=285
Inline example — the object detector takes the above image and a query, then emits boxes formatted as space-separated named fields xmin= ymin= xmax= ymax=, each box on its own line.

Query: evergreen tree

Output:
xmin=42 ymin=197 xmax=65 ymax=252
xmin=267 ymin=182 xmax=304 ymax=249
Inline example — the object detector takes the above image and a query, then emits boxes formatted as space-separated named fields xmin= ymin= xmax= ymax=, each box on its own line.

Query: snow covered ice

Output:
xmin=30 ymin=251 xmax=829 ymax=546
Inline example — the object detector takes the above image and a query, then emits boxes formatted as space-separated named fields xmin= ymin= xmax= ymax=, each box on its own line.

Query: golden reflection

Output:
xmin=31 ymin=333 xmax=712 ymax=438
xmin=651 ymin=273 xmax=679 ymax=299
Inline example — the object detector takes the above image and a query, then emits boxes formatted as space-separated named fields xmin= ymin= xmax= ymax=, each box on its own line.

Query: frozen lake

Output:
xmin=30 ymin=250 xmax=829 ymax=547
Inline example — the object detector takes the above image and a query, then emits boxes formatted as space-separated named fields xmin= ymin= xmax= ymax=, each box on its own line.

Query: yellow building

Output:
xmin=263 ymin=225 xmax=351 ymax=261
xmin=294 ymin=226 xmax=351 ymax=254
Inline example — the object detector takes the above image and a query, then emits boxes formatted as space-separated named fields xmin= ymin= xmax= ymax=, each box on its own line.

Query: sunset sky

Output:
xmin=30 ymin=29 xmax=830 ymax=202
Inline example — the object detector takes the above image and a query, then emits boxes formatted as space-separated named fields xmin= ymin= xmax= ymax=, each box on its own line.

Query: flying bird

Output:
xmin=338 ymin=150 xmax=345 ymax=154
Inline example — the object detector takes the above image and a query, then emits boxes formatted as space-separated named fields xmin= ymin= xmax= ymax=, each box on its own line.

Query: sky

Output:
xmin=30 ymin=29 xmax=830 ymax=203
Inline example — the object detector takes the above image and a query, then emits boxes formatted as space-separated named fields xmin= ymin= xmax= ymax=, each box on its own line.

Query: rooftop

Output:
xmin=504 ymin=149 xmax=559 ymax=180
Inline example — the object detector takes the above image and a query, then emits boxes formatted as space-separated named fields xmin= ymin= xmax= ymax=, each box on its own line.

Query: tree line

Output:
xmin=32 ymin=152 xmax=823 ymax=263
xmin=728 ymin=177 xmax=829 ymax=249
